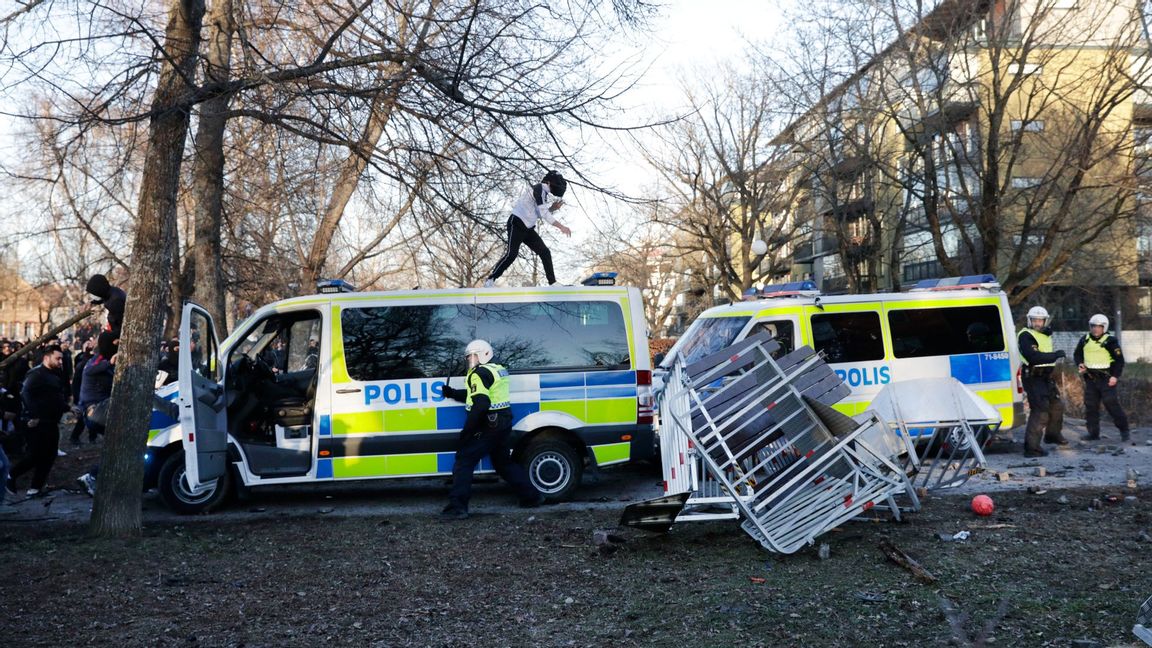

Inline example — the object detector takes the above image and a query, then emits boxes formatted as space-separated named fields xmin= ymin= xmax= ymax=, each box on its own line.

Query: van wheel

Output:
xmin=522 ymin=438 xmax=583 ymax=501
xmin=157 ymin=452 xmax=231 ymax=514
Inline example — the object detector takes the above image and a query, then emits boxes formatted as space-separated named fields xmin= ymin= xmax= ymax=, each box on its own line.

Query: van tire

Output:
xmin=157 ymin=452 xmax=231 ymax=514
xmin=521 ymin=438 xmax=582 ymax=501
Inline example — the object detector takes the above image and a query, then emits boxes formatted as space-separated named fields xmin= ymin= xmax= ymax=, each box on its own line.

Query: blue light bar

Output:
xmin=317 ymin=279 xmax=357 ymax=294
xmin=912 ymin=274 xmax=997 ymax=290
xmin=756 ymin=281 xmax=819 ymax=297
xmin=580 ymin=272 xmax=618 ymax=286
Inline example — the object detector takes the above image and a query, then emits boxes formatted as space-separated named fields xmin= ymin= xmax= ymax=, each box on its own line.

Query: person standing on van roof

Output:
xmin=483 ymin=170 xmax=572 ymax=287
xmin=1073 ymin=314 xmax=1130 ymax=444
xmin=438 ymin=339 xmax=544 ymax=520
xmin=1017 ymin=306 xmax=1069 ymax=457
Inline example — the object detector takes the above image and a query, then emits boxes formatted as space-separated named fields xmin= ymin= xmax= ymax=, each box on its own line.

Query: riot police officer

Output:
xmin=1073 ymin=314 xmax=1130 ymax=443
xmin=439 ymin=339 xmax=543 ymax=519
xmin=1017 ymin=306 xmax=1069 ymax=457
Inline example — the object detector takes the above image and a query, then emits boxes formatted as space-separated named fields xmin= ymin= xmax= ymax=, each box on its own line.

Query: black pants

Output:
xmin=446 ymin=411 xmax=539 ymax=512
xmin=1022 ymin=373 xmax=1065 ymax=452
xmin=1083 ymin=375 xmax=1129 ymax=437
xmin=9 ymin=414 xmax=62 ymax=491
xmin=488 ymin=215 xmax=556 ymax=285
xmin=69 ymin=409 xmax=98 ymax=444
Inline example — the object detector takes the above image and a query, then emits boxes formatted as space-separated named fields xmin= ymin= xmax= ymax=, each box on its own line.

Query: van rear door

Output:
xmin=177 ymin=302 xmax=227 ymax=491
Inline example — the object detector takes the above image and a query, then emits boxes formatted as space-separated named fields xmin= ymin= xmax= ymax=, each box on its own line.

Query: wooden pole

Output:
xmin=0 ymin=309 xmax=96 ymax=369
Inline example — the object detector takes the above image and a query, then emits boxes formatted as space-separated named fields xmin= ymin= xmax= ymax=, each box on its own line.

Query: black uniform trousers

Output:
xmin=1082 ymin=374 xmax=1129 ymax=438
xmin=9 ymin=413 xmax=62 ymax=491
xmin=1021 ymin=370 xmax=1065 ymax=452
xmin=488 ymin=215 xmax=557 ymax=285
xmin=447 ymin=409 xmax=538 ymax=512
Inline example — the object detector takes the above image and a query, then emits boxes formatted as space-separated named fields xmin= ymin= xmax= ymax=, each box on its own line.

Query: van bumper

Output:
xmin=630 ymin=424 xmax=656 ymax=462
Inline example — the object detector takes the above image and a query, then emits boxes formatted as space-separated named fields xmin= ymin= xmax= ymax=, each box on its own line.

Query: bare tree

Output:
xmin=770 ymin=0 xmax=1149 ymax=302
xmin=87 ymin=0 xmax=205 ymax=538
xmin=642 ymin=62 xmax=803 ymax=303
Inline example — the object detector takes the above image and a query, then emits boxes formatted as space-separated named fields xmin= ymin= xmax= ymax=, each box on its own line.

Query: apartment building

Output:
xmin=774 ymin=0 xmax=1152 ymax=330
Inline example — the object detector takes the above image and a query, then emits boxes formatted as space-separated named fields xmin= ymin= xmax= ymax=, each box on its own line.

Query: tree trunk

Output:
xmin=89 ymin=0 xmax=205 ymax=539
xmin=187 ymin=0 xmax=234 ymax=329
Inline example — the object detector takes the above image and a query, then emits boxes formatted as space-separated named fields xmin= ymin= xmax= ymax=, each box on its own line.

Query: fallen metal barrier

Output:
xmin=866 ymin=378 xmax=1000 ymax=492
xmin=628 ymin=333 xmax=914 ymax=553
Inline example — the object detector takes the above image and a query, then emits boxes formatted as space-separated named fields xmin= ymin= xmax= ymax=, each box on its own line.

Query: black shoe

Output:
xmin=1081 ymin=433 xmax=1100 ymax=441
xmin=439 ymin=507 xmax=469 ymax=520
xmin=519 ymin=493 xmax=546 ymax=508
xmin=1121 ymin=431 xmax=1131 ymax=443
xmin=1045 ymin=437 xmax=1070 ymax=446
xmin=1023 ymin=448 xmax=1048 ymax=458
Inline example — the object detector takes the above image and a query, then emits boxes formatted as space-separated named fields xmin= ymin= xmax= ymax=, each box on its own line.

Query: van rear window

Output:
xmin=340 ymin=300 xmax=630 ymax=381
xmin=887 ymin=305 xmax=1005 ymax=358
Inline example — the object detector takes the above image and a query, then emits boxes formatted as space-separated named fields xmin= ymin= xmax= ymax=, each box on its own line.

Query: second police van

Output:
xmin=148 ymin=275 xmax=656 ymax=513
xmin=658 ymin=275 xmax=1024 ymax=430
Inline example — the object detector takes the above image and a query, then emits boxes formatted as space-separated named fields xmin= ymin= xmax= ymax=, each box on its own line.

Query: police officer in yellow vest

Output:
xmin=439 ymin=339 xmax=544 ymax=520
xmin=1072 ymin=314 xmax=1130 ymax=443
xmin=1017 ymin=306 xmax=1069 ymax=457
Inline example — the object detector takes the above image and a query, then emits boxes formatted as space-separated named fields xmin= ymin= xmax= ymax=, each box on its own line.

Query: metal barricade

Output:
xmin=866 ymin=378 xmax=1000 ymax=492
xmin=656 ymin=334 xmax=914 ymax=553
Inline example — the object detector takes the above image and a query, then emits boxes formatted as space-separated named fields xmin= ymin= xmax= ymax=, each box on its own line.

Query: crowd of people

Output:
xmin=0 ymin=274 xmax=132 ymax=507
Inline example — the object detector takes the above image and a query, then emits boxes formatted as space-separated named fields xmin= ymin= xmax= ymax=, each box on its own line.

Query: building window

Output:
xmin=1011 ymin=120 xmax=1044 ymax=133
xmin=1011 ymin=176 xmax=1043 ymax=189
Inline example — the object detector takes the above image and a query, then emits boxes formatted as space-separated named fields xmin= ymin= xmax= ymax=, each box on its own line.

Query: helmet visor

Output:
xmin=466 ymin=352 xmax=482 ymax=370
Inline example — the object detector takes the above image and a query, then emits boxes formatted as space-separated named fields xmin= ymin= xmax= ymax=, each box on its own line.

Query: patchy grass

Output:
xmin=2 ymin=488 xmax=1149 ymax=647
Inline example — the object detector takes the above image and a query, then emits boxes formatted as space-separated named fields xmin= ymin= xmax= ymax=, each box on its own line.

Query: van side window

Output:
xmin=476 ymin=301 xmax=630 ymax=372
xmin=887 ymin=305 xmax=1005 ymax=358
xmin=341 ymin=305 xmax=476 ymax=381
xmin=810 ymin=312 xmax=884 ymax=363
xmin=750 ymin=320 xmax=794 ymax=359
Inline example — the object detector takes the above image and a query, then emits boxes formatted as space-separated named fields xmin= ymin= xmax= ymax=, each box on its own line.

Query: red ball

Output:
xmin=971 ymin=494 xmax=994 ymax=516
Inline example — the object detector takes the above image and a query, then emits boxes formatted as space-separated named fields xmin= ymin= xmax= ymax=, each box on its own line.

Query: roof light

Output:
xmin=910 ymin=275 xmax=999 ymax=291
xmin=580 ymin=272 xmax=617 ymax=286
xmin=317 ymin=279 xmax=357 ymax=294
xmin=745 ymin=281 xmax=820 ymax=299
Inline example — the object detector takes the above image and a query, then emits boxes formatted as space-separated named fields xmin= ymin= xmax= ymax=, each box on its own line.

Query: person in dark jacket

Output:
xmin=69 ymin=338 xmax=95 ymax=446
xmin=85 ymin=273 xmax=126 ymax=337
xmin=1073 ymin=313 xmax=1130 ymax=443
xmin=7 ymin=346 xmax=68 ymax=496
xmin=80 ymin=332 xmax=117 ymax=440
xmin=156 ymin=337 xmax=179 ymax=386
xmin=1016 ymin=306 xmax=1068 ymax=458
xmin=438 ymin=339 xmax=542 ymax=520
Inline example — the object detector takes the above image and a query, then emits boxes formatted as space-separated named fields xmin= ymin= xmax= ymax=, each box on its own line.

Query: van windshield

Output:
xmin=665 ymin=316 xmax=751 ymax=368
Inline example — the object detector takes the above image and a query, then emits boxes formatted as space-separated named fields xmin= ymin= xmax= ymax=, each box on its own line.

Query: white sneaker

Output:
xmin=77 ymin=473 xmax=96 ymax=497
xmin=25 ymin=488 xmax=40 ymax=497
xmin=482 ymin=279 xmax=495 ymax=288
xmin=57 ymin=448 xmax=67 ymax=457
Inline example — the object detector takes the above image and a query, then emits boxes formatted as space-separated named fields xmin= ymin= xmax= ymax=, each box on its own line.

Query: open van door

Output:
xmin=177 ymin=302 xmax=226 ymax=492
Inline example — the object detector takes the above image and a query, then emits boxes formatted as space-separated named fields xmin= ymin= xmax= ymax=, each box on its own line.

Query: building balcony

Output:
xmin=792 ymin=234 xmax=838 ymax=263
xmin=821 ymin=197 xmax=874 ymax=221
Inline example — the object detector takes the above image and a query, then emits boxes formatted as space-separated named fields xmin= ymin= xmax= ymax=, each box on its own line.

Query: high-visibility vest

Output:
xmin=1019 ymin=329 xmax=1055 ymax=367
xmin=465 ymin=363 xmax=511 ymax=411
xmin=1082 ymin=334 xmax=1113 ymax=370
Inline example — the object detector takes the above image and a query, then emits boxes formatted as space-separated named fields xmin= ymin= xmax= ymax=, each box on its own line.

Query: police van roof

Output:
xmin=699 ymin=278 xmax=1004 ymax=317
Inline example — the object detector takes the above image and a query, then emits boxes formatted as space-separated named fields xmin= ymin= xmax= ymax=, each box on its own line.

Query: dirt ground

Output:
xmin=2 ymin=418 xmax=1151 ymax=647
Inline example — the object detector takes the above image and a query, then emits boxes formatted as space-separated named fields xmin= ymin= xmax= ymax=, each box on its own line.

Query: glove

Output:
xmin=1055 ymin=349 xmax=1067 ymax=359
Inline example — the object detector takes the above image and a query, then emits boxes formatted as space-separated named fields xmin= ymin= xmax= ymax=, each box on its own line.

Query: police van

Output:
xmin=146 ymin=275 xmax=655 ymax=513
xmin=657 ymin=275 xmax=1023 ymax=429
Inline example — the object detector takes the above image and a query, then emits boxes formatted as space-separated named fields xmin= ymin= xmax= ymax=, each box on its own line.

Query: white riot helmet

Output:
xmin=1088 ymin=313 xmax=1108 ymax=329
xmin=464 ymin=339 xmax=494 ymax=369
xmin=1026 ymin=306 xmax=1049 ymax=329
